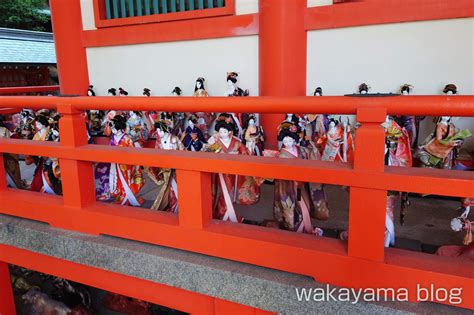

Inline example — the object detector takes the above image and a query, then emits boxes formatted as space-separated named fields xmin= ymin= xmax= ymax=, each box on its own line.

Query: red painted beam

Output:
xmin=0 ymin=85 xmax=60 ymax=95
xmin=82 ymin=13 xmax=259 ymax=48
xmin=305 ymin=0 xmax=474 ymax=30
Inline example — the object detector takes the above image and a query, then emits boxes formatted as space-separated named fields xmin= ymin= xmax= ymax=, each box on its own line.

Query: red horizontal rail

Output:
xmin=0 ymin=95 xmax=473 ymax=116
xmin=0 ymin=140 xmax=472 ymax=198
xmin=0 ymin=85 xmax=60 ymax=95
xmin=0 ymin=95 xmax=472 ymax=309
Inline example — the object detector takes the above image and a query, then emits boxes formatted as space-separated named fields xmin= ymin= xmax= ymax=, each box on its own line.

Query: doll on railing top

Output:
xmin=171 ymin=86 xmax=186 ymax=138
xmin=118 ymin=87 xmax=128 ymax=96
xmin=193 ymin=77 xmax=214 ymax=140
xmin=87 ymin=85 xmax=96 ymax=96
xmin=107 ymin=88 xmax=117 ymax=96
xmin=358 ymin=83 xmax=370 ymax=94
xmin=225 ymin=71 xmax=250 ymax=138
xmin=443 ymin=83 xmax=458 ymax=95
xmin=393 ymin=84 xmax=422 ymax=149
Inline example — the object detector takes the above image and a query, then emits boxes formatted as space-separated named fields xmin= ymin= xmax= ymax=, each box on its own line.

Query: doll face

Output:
xmin=249 ymin=118 xmax=255 ymax=126
xmin=157 ymin=128 xmax=165 ymax=138
xmin=35 ymin=121 xmax=44 ymax=130
xmin=172 ymin=92 xmax=177 ymax=96
xmin=329 ymin=121 xmax=336 ymax=129
xmin=441 ymin=116 xmax=451 ymax=123
xmin=219 ymin=128 xmax=230 ymax=140
xmin=402 ymin=90 xmax=409 ymax=95
xmin=227 ymin=79 xmax=234 ymax=87
xmin=446 ymin=90 xmax=454 ymax=95
xmin=282 ymin=136 xmax=295 ymax=149
xmin=196 ymin=81 xmax=202 ymax=89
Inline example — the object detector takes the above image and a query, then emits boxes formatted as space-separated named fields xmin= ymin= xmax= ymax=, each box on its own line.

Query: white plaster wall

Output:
xmin=307 ymin=18 xmax=474 ymax=150
xmin=80 ymin=0 xmax=96 ymax=30
xmin=235 ymin=0 xmax=258 ymax=15
xmin=79 ymin=0 xmax=258 ymax=30
xmin=86 ymin=35 xmax=259 ymax=96
xmin=308 ymin=0 xmax=333 ymax=7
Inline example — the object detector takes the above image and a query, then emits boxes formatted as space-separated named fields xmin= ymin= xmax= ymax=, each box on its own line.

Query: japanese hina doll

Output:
xmin=13 ymin=109 xmax=35 ymax=139
xmin=273 ymin=127 xmax=323 ymax=236
xmin=192 ymin=77 xmax=214 ymax=140
xmin=243 ymin=114 xmax=265 ymax=156
xmin=0 ymin=115 xmax=25 ymax=189
xmin=27 ymin=115 xmax=62 ymax=195
xmin=126 ymin=111 xmax=148 ymax=148
xmin=393 ymin=84 xmax=418 ymax=148
xmin=206 ymin=114 xmax=261 ymax=222
xmin=146 ymin=121 xmax=184 ymax=213
xmin=384 ymin=116 xmax=412 ymax=247
xmin=180 ymin=115 xmax=206 ymax=151
xmin=318 ymin=118 xmax=354 ymax=163
xmin=108 ymin=115 xmax=144 ymax=206
xmin=142 ymin=88 xmax=158 ymax=138
xmin=225 ymin=72 xmax=250 ymax=138
xmin=277 ymin=114 xmax=302 ymax=149
xmin=171 ymin=87 xmax=186 ymax=137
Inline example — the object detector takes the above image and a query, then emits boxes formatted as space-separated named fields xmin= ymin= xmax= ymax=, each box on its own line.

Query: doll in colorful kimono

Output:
xmin=225 ymin=72 xmax=249 ymax=138
xmin=192 ymin=77 xmax=214 ymax=139
xmin=277 ymin=114 xmax=301 ymax=149
xmin=108 ymin=115 xmax=144 ymax=206
xmin=27 ymin=115 xmax=62 ymax=195
xmin=393 ymin=84 xmax=417 ymax=148
xmin=0 ymin=115 xmax=25 ymax=189
xmin=14 ymin=109 xmax=35 ymax=139
xmin=180 ymin=115 xmax=206 ymax=151
xmin=127 ymin=111 xmax=148 ymax=148
xmin=206 ymin=116 xmax=261 ymax=221
xmin=243 ymin=114 xmax=265 ymax=156
xmin=318 ymin=118 xmax=354 ymax=163
xmin=146 ymin=121 xmax=184 ymax=213
xmin=273 ymin=128 xmax=323 ymax=235
xmin=383 ymin=116 xmax=412 ymax=246
xmin=416 ymin=116 xmax=469 ymax=169
xmin=142 ymin=88 xmax=158 ymax=138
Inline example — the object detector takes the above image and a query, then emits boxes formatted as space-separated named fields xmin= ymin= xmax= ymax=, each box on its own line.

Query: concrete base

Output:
xmin=0 ymin=214 xmax=469 ymax=314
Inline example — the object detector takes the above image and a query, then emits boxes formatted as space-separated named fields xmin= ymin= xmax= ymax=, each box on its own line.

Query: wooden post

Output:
xmin=0 ymin=261 xmax=16 ymax=315
xmin=348 ymin=108 xmax=387 ymax=262
xmin=177 ymin=170 xmax=212 ymax=229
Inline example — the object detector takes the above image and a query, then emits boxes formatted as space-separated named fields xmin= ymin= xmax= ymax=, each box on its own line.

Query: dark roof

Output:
xmin=0 ymin=28 xmax=56 ymax=65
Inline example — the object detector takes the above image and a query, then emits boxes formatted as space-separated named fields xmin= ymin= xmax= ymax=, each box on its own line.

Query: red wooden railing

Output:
xmin=0 ymin=95 xmax=472 ymax=309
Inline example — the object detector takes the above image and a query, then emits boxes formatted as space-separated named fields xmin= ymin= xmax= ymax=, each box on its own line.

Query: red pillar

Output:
xmin=0 ymin=262 xmax=16 ymax=315
xmin=259 ymin=0 xmax=307 ymax=149
xmin=50 ymin=0 xmax=90 ymax=95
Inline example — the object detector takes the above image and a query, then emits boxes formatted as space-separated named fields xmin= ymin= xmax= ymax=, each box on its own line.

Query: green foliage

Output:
xmin=0 ymin=0 xmax=51 ymax=32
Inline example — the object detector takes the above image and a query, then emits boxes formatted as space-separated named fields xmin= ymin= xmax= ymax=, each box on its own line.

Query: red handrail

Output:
xmin=0 ymin=95 xmax=472 ymax=309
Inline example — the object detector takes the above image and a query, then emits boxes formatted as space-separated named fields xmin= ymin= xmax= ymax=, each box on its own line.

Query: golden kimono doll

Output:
xmin=273 ymin=128 xmax=323 ymax=235
xmin=206 ymin=116 xmax=261 ymax=222
xmin=108 ymin=115 xmax=144 ymax=206
xmin=147 ymin=121 xmax=184 ymax=213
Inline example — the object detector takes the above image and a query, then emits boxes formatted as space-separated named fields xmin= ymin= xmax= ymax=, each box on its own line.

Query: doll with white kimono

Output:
xmin=108 ymin=115 xmax=144 ymax=206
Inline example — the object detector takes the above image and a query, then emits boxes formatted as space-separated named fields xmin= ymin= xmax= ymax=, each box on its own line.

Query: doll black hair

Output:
xmin=226 ymin=72 xmax=238 ymax=84
xmin=111 ymin=115 xmax=127 ymax=131
xmin=358 ymin=83 xmax=369 ymax=94
xmin=108 ymin=88 xmax=117 ymax=96
xmin=154 ymin=120 xmax=170 ymax=133
xmin=400 ymin=84 xmax=413 ymax=94
xmin=443 ymin=84 xmax=457 ymax=95
xmin=35 ymin=115 xmax=50 ymax=127
xmin=215 ymin=120 xmax=235 ymax=133
xmin=328 ymin=118 xmax=339 ymax=126
xmin=194 ymin=78 xmax=206 ymax=92
xmin=87 ymin=85 xmax=95 ymax=96
xmin=314 ymin=87 xmax=323 ymax=96
xmin=118 ymin=88 xmax=128 ymax=96
xmin=278 ymin=128 xmax=300 ymax=143
xmin=0 ymin=115 xmax=5 ymax=128
xmin=143 ymin=88 xmax=151 ymax=97
xmin=188 ymin=115 xmax=198 ymax=124
xmin=172 ymin=86 xmax=182 ymax=96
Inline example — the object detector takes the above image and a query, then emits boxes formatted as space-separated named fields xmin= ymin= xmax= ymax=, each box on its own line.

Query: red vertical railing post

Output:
xmin=348 ymin=108 xmax=387 ymax=262
xmin=0 ymin=261 xmax=16 ymax=315
xmin=54 ymin=104 xmax=96 ymax=231
xmin=0 ymin=154 xmax=7 ymax=191
xmin=176 ymin=170 xmax=212 ymax=229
